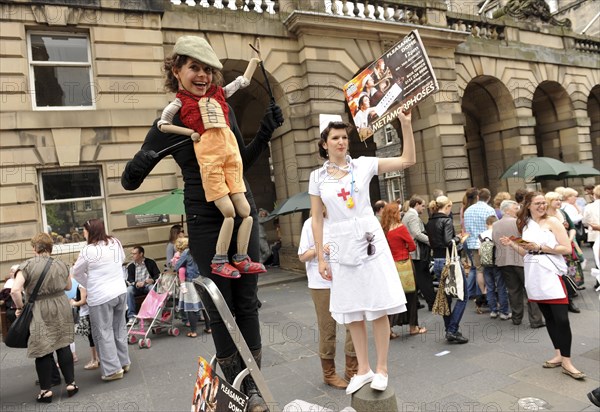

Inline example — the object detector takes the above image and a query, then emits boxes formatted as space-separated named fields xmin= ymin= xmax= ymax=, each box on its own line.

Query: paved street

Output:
xmin=1 ymin=249 xmax=599 ymax=411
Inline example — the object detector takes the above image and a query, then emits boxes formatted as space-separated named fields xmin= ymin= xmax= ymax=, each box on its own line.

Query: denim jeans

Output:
xmin=126 ymin=284 xmax=152 ymax=319
xmin=465 ymin=248 xmax=483 ymax=298
xmin=433 ymin=258 xmax=469 ymax=334
xmin=483 ymin=266 xmax=509 ymax=314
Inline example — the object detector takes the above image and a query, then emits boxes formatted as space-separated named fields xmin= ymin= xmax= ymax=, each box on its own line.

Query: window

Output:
xmin=384 ymin=124 xmax=395 ymax=145
xmin=28 ymin=32 xmax=94 ymax=109
xmin=385 ymin=171 xmax=406 ymax=203
xmin=40 ymin=169 xmax=106 ymax=249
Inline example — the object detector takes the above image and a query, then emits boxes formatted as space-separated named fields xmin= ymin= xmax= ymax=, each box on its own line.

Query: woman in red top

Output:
xmin=381 ymin=203 xmax=427 ymax=338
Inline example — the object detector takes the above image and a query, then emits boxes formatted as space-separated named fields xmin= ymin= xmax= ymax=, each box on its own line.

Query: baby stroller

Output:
xmin=127 ymin=273 xmax=179 ymax=348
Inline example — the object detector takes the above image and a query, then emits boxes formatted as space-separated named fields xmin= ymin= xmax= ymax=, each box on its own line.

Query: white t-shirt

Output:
xmin=479 ymin=228 xmax=493 ymax=241
xmin=298 ymin=217 xmax=332 ymax=290
xmin=72 ymin=238 xmax=127 ymax=307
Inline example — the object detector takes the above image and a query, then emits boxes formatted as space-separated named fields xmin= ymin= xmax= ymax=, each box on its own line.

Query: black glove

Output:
xmin=258 ymin=102 xmax=284 ymax=137
xmin=121 ymin=150 xmax=157 ymax=190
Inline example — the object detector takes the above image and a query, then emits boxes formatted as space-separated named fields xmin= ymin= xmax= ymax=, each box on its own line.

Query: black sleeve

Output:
xmin=147 ymin=259 xmax=161 ymax=280
xmin=443 ymin=221 xmax=459 ymax=248
xmin=121 ymin=119 xmax=188 ymax=191
xmin=228 ymin=105 xmax=270 ymax=171
xmin=126 ymin=264 xmax=135 ymax=285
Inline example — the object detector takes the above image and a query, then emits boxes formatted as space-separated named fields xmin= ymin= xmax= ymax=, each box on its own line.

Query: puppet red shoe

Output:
xmin=210 ymin=262 xmax=241 ymax=279
xmin=232 ymin=257 xmax=266 ymax=274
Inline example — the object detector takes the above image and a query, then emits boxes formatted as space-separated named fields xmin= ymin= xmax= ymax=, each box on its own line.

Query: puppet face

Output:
xmin=174 ymin=57 xmax=214 ymax=97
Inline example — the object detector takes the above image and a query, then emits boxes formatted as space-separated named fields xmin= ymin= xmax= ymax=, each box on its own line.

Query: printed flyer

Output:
xmin=343 ymin=30 xmax=439 ymax=141
xmin=191 ymin=357 xmax=248 ymax=412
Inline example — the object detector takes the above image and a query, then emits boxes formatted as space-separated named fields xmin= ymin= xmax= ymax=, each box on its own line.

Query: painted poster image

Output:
xmin=343 ymin=30 xmax=439 ymax=141
xmin=191 ymin=357 xmax=248 ymax=412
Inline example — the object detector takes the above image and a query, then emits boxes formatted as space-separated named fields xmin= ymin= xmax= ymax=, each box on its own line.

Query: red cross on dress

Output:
xmin=337 ymin=188 xmax=351 ymax=201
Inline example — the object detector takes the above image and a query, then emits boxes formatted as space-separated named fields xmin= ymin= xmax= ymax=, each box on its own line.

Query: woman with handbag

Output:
xmin=10 ymin=233 xmax=78 ymax=402
xmin=72 ymin=219 xmax=129 ymax=382
xmin=381 ymin=203 xmax=427 ymax=338
xmin=425 ymin=196 xmax=470 ymax=344
xmin=500 ymin=192 xmax=586 ymax=380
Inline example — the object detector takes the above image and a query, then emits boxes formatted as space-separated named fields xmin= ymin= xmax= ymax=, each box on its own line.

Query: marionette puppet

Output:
xmin=158 ymin=36 xmax=265 ymax=279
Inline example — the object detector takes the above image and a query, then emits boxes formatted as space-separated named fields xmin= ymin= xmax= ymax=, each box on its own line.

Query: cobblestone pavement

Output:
xmin=1 ymin=250 xmax=599 ymax=411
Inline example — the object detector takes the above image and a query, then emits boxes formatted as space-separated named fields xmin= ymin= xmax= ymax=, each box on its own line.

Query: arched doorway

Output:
xmin=222 ymin=59 xmax=278 ymax=212
xmin=462 ymin=76 xmax=518 ymax=193
xmin=532 ymin=81 xmax=577 ymax=162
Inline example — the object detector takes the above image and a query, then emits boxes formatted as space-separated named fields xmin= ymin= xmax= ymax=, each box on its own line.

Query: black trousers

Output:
xmin=35 ymin=346 xmax=74 ymax=390
xmin=413 ymin=259 xmax=436 ymax=307
xmin=187 ymin=212 xmax=261 ymax=358
xmin=499 ymin=265 xmax=544 ymax=325
xmin=537 ymin=303 xmax=571 ymax=357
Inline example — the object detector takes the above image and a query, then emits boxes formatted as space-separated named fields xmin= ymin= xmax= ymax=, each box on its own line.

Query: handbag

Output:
xmin=395 ymin=259 xmax=416 ymax=293
xmin=5 ymin=258 xmax=53 ymax=348
xmin=72 ymin=306 xmax=80 ymax=325
xmin=442 ymin=241 xmax=464 ymax=301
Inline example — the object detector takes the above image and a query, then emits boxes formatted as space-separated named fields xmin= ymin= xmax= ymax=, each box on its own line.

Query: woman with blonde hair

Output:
xmin=426 ymin=196 xmax=470 ymax=343
xmin=493 ymin=192 xmax=511 ymax=219
xmin=10 ymin=233 xmax=78 ymax=402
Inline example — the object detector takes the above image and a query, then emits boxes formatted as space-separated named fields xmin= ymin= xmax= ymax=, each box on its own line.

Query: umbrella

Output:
xmin=263 ymin=191 xmax=310 ymax=222
xmin=124 ymin=188 xmax=185 ymax=224
xmin=562 ymin=162 xmax=600 ymax=178
xmin=500 ymin=157 xmax=571 ymax=181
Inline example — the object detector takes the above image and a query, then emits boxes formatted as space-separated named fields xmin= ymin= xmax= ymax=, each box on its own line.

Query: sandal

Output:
xmin=66 ymin=383 xmax=79 ymax=398
xmin=37 ymin=390 xmax=53 ymax=403
xmin=389 ymin=331 xmax=399 ymax=340
xmin=187 ymin=332 xmax=198 ymax=338
xmin=203 ymin=327 xmax=212 ymax=334
xmin=84 ymin=360 xmax=99 ymax=370
xmin=409 ymin=326 xmax=428 ymax=335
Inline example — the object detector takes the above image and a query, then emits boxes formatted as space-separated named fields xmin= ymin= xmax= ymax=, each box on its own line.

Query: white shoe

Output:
xmin=126 ymin=318 xmax=135 ymax=326
xmin=370 ymin=373 xmax=388 ymax=391
xmin=500 ymin=313 xmax=512 ymax=320
xmin=345 ymin=370 xmax=374 ymax=394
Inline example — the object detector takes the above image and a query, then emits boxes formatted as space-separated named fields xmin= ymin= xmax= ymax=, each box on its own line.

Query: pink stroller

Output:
xmin=127 ymin=274 xmax=179 ymax=348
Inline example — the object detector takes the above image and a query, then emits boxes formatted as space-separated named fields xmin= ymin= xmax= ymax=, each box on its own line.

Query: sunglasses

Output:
xmin=365 ymin=232 xmax=376 ymax=256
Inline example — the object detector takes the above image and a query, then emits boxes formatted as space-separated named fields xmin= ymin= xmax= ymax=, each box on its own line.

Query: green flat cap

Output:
xmin=173 ymin=36 xmax=223 ymax=70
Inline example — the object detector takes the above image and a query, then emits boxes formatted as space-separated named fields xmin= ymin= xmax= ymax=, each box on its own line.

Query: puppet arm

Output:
xmin=223 ymin=58 xmax=260 ymax=99
xmin=158 ymin=98 xmax=201 ymax=142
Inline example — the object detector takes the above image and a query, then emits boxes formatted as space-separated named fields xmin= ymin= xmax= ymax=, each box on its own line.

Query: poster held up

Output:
xmin=191 ymin=356 xmax=248 ymax=412
xmin=343 ymin=30 xmax=439 ymax=141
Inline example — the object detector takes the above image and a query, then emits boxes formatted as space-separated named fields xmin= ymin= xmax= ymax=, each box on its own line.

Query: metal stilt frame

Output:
xmin=193 ymin=276 xmax=277 ymax=410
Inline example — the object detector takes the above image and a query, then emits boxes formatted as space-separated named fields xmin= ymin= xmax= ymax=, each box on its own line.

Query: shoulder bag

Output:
xmin=395 ymin=259 xmax=416 ymax=293
xmin=5 ymin=258 xmax=53 ymax=348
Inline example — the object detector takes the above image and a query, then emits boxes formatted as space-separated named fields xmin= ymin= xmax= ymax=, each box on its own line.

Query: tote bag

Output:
xmin=395 ymin=259 xmax=416 ymax=293
xmin=442 ymin=241 xmax=464 ymax=301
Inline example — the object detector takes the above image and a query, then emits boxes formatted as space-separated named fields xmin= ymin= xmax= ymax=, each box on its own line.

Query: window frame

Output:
xmin=39 ymin=167 xmax=108 ymax=254
xmin=27 ymin=31 xmax=95 ymax=111
xmin=384 ymin=124 xmax=395 ymax=145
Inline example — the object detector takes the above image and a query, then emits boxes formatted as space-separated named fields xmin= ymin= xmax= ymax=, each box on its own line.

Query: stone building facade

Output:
xmin=0 ymin=0 xmax=598 ymax=272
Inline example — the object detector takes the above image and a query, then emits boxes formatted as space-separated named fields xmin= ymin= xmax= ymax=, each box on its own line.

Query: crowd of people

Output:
xmin=3 ymin=30 xmax=599 ymax=409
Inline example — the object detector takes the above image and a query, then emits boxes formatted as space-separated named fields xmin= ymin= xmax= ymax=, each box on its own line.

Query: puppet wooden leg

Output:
xmin=210 ymin=196 xmax=241 ymax=279
xmin=230 ymin=193 xmax=266 ymax=275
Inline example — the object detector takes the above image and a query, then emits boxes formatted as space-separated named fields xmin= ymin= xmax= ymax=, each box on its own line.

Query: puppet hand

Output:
xmin=259 ymin=102 xmax=284 ymax=136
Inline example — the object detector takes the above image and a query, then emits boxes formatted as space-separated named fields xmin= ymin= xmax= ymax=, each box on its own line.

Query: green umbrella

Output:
xmin=500 ymin=157 xmax=570 ymax=181
xmin=263 ymin=191 xmax=310 ymax=222
xmin=562 ymin=162 xmax=600 ymax=178
xmin=124 ymin=189 xmax=185 ymax=224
